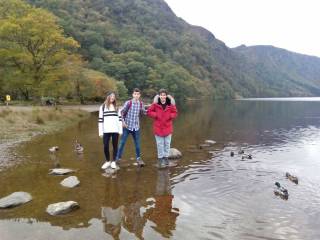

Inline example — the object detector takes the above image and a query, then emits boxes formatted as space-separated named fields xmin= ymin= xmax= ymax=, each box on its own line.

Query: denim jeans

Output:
xmin=155 ymin=134 xmax=172 ymax=159
xmin=116 ymin=128 xmax=141 ymax=161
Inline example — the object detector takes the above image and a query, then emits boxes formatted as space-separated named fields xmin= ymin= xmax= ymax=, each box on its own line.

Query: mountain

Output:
xmin=234 ymin=45 xmax=320 ymax=96
xmin=26 ymin=0 xmax=320 ymax=99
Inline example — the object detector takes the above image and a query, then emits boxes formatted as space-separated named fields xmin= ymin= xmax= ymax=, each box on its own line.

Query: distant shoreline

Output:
xmin=238 ymin=97 xmax=320 ymax=102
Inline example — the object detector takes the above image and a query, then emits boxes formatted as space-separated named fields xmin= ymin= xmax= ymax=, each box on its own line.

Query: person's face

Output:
xmin=109 ymin=93 xmax=115 ymax=103
xmin=160 ymin=93 xmax=167 ymax=103
xmin=132 ymin=91 xmax=141 ymax=100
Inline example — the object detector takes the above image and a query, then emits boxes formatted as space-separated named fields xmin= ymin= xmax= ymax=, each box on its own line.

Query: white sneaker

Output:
xmin=101 ymin=161 xmax=111 ymax=169
xmin=111 ymin=161 xmax=117 ymax=169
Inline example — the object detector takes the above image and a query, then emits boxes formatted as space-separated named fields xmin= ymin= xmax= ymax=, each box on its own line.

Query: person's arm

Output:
xmin=140 ymin=101 xmax=147 ymax=115
xmin=147 ymin=103 xmax=157 ymax=119
xmin=121 ymin=101 xmax=129 ymax=128
xmin=98 ymin=105 xmax=104 ymax=137
xmin=118 ymin=109 xmax=123 ymax=135
xmin=170 ymin=104 xmax=178 ymax=120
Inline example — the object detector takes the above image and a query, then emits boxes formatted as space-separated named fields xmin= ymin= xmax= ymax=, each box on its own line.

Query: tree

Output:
xmin=0 ymin=0 xmax=80 ymax=99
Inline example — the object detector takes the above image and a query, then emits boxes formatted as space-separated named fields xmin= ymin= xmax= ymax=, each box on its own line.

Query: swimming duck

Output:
xmin=74 ymin=141 xmax=84 ymax=153
xmin=49 ymin=146 xmax=59 ymax=153
xmin=238 ymin=149 xmax=244 ymax=154
xmin=241 ymin=154 xmax=252 ymax=160
xmin=286 ymin=172 xmax=298 ymax=184
xmin=230 ymin=151 xmax=235 ymax=157
xmin=274 ymin=182 xmax=289 ymax=200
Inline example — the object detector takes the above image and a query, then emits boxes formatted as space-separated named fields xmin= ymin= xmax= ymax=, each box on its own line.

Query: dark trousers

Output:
xmin=103 ymin=133 xmax=119 ymax=161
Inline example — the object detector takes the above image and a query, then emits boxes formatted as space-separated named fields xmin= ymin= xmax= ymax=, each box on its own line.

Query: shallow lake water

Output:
xmin=1 ymin=99 xmax=320 ymax=240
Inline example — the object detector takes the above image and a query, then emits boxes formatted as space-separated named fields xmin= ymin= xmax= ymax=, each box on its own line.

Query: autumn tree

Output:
xmin=0 ymin=0 xmax=80 ymax=99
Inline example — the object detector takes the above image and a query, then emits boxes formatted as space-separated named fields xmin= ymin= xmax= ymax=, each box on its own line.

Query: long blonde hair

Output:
xmin=104 ymin=93 xmax=117 ymax=110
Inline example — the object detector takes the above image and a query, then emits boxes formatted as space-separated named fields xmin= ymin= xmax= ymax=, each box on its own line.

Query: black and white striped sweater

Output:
xmin=98 ymin=104 xmax=123 ymax=136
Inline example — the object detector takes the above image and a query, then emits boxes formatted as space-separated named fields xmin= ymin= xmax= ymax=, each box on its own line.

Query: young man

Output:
xmin=115 ymin=88 xmax=146 ymax=167
xmin=147 ymin=89 xmax=178 ymax=168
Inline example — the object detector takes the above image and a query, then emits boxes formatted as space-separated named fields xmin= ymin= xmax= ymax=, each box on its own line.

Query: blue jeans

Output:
xmin=155 ymin=134 xmax=172 ymax=159
xmin=116 ymin=128 xmax=141 ymax=161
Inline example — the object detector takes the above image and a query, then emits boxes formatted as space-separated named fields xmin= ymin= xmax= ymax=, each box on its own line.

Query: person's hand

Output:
xmin=122 ymin=122 xmax=128 ymax=128
xmin=99 ymin=135 xmax=103 ymax=138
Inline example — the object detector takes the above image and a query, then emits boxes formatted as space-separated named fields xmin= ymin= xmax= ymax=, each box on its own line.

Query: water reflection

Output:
xmin=101 ymin=169 xmax=179 ymax=239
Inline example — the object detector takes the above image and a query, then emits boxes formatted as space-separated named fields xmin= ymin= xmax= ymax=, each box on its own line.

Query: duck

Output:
xmin=230 ymin=151 xmax=235 ymax=157
xmin=74 ymin=140 xmax=84 ymax=154
xmin=49 ymin=146 xmax=59 ymax=153
xmin=286 ymin=172 xmax=298 ymax=184
xmin=241 ymin=154 xmax=252 ymax=160
xmin=238 ymin=149 xmax=244 ymax=154
xmin=274 ymin=182 xmax=289 ymax=200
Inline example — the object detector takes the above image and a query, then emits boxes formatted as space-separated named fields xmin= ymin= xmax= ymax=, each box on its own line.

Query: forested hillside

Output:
xmin=1 ymin=0 xmax=320 ymax=103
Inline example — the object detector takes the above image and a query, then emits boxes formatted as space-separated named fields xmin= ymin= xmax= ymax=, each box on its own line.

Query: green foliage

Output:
xmin=5 ymin=0 xmax=320 ymax=102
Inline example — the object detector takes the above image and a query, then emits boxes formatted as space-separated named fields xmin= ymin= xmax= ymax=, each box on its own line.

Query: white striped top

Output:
xmin=98 ymin=104 xmax=123 ymax=136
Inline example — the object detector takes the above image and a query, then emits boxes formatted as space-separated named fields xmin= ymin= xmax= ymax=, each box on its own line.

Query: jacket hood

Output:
xmin=153 ymin=94 xmax=176 ymax=105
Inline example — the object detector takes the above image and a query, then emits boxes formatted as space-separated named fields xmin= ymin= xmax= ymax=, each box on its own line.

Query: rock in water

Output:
xmin=60 ymin=176 xmax=80 ymax=188
xmin=49 ymin=168 xmax=75 ymax=175
xmin=199 ymin=144 xmax=211 ymax=149
xmin=168 ymin=148 xmax=182 ymax=159
xmin=0 ymin=192 xmax=32 ymax=208
xmin=46 ymin=201 xmax=79 ymax=216
xmin=205 ymin=140 xmax=216 ymax=145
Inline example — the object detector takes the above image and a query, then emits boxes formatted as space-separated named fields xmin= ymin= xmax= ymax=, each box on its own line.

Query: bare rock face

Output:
xmin=168 ymin=148 xmax=182 ymax=159
xmin=0 ymin=192 xmax=32 ymax=208
xmin=60 ymin=176 xmax=80 ymax=188
xmin=46 ymin=201 xmax=79 ymax=216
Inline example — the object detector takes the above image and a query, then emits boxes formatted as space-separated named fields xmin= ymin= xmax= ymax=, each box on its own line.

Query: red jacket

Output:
xmin=147 ymin=97 xmax=178 ymax=137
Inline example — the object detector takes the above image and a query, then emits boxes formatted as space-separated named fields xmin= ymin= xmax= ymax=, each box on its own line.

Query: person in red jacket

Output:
xmin=147 ymin=89 xmax=178 ymax=168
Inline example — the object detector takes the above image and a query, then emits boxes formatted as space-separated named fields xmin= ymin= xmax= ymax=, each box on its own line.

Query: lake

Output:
xmin=0 ymin=99 xmax=320 ymax=240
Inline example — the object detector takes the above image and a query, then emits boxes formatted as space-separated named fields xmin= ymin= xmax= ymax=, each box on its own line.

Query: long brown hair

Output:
xmin=104 ymin=93 xmax=117 ymax=110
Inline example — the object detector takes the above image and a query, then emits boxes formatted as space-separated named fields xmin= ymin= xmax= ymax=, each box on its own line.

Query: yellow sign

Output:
xmin=6 ymin=95 xmax=11 ymax=101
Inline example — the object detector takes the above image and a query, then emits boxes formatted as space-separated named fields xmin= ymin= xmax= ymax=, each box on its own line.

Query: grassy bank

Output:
xmin=0 ymin=107 xmax=90 ymax=145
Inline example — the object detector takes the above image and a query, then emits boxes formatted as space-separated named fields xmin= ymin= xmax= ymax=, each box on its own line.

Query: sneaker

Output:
xmin=158 ymin=158 xmax=166 ymax=168
xmin=101 ymin=161 xmax=111 ymax=170
xmin=163 ymin=157 xmax=169 ymax=166
xmin=111 ymin=161 xmax=117 ymax=169
xmin=137 ymin=159 xmax=145 ymax=167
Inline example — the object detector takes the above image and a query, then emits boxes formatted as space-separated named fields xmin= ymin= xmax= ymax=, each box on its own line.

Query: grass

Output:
xmin=0 ymin=107 xmax=90 ymax=144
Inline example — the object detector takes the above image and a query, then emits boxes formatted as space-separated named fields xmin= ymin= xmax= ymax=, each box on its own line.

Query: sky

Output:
xmin=164 ymin=0 xmax=320 ymax=57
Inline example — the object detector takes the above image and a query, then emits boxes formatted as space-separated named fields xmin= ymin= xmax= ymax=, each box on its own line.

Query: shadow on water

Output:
xmin=1 ymin=100 xmax=320 ymax=239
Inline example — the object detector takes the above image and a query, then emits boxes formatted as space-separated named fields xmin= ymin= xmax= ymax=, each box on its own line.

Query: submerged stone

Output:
xmin=0 ymin=192 xmax=32 ymax=208
xmin=46 ymin=201 xmax=79 ymax=216
xmin=168 ymin=148 xmax=182 ymax=159
xmin=49 ymin=168 xmax=75 ymax=175
xmin=60 ymin=176 xmax=80 ymax=188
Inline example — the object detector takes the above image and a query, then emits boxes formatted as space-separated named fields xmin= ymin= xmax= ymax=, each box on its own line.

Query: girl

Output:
xmin=147 ymin=89 xmax=178 ymax=168
xmin=99 ymin=92 xmax=123 ymax=169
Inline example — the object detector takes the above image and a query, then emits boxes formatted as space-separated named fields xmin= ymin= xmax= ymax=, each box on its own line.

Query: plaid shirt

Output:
xmin=121 ymin=99 xmax=146 ymax=131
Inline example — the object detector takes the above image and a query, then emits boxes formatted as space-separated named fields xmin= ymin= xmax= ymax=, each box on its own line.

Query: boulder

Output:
xmin=60 ymin=176 xmax=80 ymax=188
xmin=46 ymin=201 xmax=79 ymax=216
xmin=49 ymin=168 xmax=75 ymax=175
xmin=168 ymin=148 xmax=182 ymax=159
xmin=205 ymin=140 xmax=216 ymax=145
xmin=0 ymin=192 xmax=32 ymax=208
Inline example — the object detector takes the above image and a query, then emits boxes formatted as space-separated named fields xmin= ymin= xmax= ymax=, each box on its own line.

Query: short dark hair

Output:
xmin=133 ymin=88 xmax=141 ymax=93
xmin=159 ymin=88 xmax=168 ymax=95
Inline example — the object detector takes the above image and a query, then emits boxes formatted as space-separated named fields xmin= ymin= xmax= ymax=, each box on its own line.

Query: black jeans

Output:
xmin=103 ymin=133 xmax=119 ymax=161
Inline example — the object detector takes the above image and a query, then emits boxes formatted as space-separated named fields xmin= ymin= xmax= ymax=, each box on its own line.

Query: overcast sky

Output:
xmin=164 ymin=0 xmax=320 ymax=57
